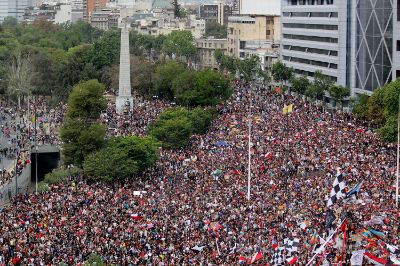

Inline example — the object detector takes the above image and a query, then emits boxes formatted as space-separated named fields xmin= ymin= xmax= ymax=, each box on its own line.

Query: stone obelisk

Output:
xmin=116 ymin=23 xmax=133 ymax=114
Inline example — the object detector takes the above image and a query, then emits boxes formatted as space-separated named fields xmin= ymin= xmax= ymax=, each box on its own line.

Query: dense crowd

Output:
xmin=0 ymin=83 xmax=399 ymax=265
xmin=0 ymin=98 xmax=65 ymax=190
xmin=100 ymin=95 xmax=172 ymax=137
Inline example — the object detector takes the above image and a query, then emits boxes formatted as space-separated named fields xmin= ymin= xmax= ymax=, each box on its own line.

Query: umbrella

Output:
xmin=215 ymin=141 xmax=228 ymax=147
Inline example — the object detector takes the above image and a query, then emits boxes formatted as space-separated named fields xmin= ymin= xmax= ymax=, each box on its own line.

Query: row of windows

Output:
xmin=283 ymin=55 xmax=338 ymax=69
xmin=283 ymin=23 xmax=338 ymax=30
xmin=283 ymin=12 xmax=338 ymax=18
xmin=293 ymin=69 xmax=338 ymax=82
xmin=283 ymin=34 xmax=338 ymax=43
xmin=283 ymin=45 xmax=338 ymax=56
xmin=398 ymin=0 xmax=400 ymax=21
xmin=197 ymin=42 xmax=225 ymax=48
xmin=289 ymin=0 xmax=334 ymax=5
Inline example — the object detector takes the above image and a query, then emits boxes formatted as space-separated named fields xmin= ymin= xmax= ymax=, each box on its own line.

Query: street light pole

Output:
xmin=396 ymin=93 xmax=399 ymax=208
xmin=247 ymin=83 xmax=252 ymax=201
xmin=35 ymin=95 xmax=38 ymax=193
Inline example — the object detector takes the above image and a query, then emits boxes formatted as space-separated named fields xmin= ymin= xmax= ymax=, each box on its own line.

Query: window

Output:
xmin=266 ymin=30 xmax=271 ymax=35
xmin=398 ymin=0 xmax=400 ymax=21
xmin=397 ymin=70 xmax=400 ymax=78
xmin=283 ymin=23 xmax=338 ymax=30
xmin=397 ymin=40 xmax=400 ymax=51
xmin=283 ymin=34 xmax=338 ymax=43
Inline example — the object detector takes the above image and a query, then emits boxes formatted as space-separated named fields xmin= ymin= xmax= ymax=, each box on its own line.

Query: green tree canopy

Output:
xmin=83 ymin=136 xmax=159 ymax=181
xmin=205 ymin=21 xmax=227 ymax=38
xmin=290 ymin=75 xmax=309 ymax=95
xmin=86 ymin=30 xmax=120 ymax=70
xmin=306 ymin=71 xmax=332 ymax=100
xmin=66 ymin=79 xmax=107 ymax=121
xmin=149 ymin=107 xmax=214 ymax=148
xmin=271 ymin=60 xmax=293 ymax=86
xmin=174 ymin=69 xmax=231 ymax=106
xmin=328 ymin=84 xmax=350 ymax=109
xmin=154 ymin=61 xmax=186 ymax=99
xmin=162 ymin=30 xmax=196 ymax=59
xmin=60 ymin=120 xmax=106 ymax=167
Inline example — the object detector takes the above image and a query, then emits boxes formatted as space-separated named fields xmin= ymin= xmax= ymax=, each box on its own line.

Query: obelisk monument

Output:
xmin=116 ymin=23 xmax=133 ymax=114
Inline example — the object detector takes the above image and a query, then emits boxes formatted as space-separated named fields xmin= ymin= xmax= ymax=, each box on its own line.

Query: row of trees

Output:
xmin=1 ymin=18 xmax=199 ymax=105
xmin=271 ymin=61 xmax=351 ymax=108
xmin=134 ymin=60 xmax=232 ymax=106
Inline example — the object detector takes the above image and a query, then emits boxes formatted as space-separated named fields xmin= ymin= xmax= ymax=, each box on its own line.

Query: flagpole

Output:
xmin=397 ymin=93 xmax=399 ymax=208
xmin=247 ymin=82 xmax=252 ymax=201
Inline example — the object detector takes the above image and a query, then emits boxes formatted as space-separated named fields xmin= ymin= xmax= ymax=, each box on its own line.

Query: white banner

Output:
xmin=350 ymin=250 xmax=365 ymax=266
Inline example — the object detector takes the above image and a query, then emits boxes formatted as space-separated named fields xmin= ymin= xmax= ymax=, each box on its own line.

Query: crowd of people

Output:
xmin=100 ymin=95 xmax=172 ymax=137
xmin=0 ymin=83 xmax=399 ymax=265
xmin=0 ymin=98 xmax=65 ymax=192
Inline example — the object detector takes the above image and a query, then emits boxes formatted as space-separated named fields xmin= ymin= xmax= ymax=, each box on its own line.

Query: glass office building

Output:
xmin=281 ymin=0 xmax=397 ymax=95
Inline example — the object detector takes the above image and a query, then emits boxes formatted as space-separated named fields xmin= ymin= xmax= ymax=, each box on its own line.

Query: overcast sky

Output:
xmin=241 ymin=0 xmax=281 ymax=16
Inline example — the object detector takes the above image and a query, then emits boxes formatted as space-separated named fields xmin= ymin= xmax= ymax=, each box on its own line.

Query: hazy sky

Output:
xmin=241 ymin=0 xmax=281 ymax=16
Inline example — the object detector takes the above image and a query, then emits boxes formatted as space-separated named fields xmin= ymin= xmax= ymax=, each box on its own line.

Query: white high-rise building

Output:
xmin=281 ymin=0 xmax=396 ymax=95
xmin=0 ymin=0 xmax=33 ymax=22
xmin=240 ymin=0 xmax=280 ymax=15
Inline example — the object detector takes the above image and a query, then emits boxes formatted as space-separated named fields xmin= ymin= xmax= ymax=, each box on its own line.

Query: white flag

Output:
xmin=350 ymin=250 xmax=365 ymax=266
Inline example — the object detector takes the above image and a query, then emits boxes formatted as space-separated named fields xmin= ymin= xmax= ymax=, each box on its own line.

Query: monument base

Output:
xmin=116 ymin=96 xmax=134 ymax=114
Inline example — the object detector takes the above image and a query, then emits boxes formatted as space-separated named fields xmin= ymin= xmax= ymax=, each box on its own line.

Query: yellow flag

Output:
xmin=282 ymin=105 xmax=288 ymax=114
xmin=282 ymin=104 xmax=294 ymax=114
xmin=287 ymin=104 xmax=294 ymax=113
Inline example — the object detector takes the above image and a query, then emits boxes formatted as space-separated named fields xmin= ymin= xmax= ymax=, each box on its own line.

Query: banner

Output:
xmin=350 ymin=250 xmax=364 ymax=266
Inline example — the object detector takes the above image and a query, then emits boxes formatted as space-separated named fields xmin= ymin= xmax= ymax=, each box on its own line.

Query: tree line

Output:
xmin=0 ymin=18 xmax=198 ymax=105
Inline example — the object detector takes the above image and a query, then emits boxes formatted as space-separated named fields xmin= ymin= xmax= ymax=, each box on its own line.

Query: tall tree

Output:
xmin=237 ymin=55 xmax=263 ymax=83
xmin=205 ymin=21 xmax=227 ymax=38
xmin=306 ymin=70 xmax=332 ymax=101
xmin=6 ymin=50 xmax=35 ymax=108
xmin=162 ymin=30 xmax=196 ymax=61
xmin=290 ymin=75 xmax=309 ymax=95
xmin=66 ymin=79 xmax=107 ymax=121
xmin=86 ymin=30 xmax=120 ymax=70
xmin=328 ymin=84 xmax=350 ymax=109
xmin=60 ymin=79 xmax=107 ymax=166
xmin=154 ymin=61 xmax=186 ymax=99
xmin=271 ymin=60 xmax=293 ymax=89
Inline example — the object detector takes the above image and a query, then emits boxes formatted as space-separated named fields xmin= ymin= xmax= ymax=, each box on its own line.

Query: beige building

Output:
xmin=196 ymin=38 xmax=227 ymax=69
xmin=132 ymin=15 xmax=205 ymax=39
xmin=90 ymin=8 xmax=119 ymax=30
xmin=227 ymin=15 xmax=280 ymax=57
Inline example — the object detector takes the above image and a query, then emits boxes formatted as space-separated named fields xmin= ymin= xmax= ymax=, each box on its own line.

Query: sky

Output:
xmin=241 ymin=0 xmax=281 ymax=16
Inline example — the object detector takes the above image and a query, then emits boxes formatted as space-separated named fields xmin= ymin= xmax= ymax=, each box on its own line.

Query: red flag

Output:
xmin=286 ymin=256 xmax=297 ymax=265
xmin=239 ymin=256 xmax=247 ymax=264
xmin=274 ymin=87 xmax=281 ymax=94
xmin=233 ymin=169 xmax=241 ymax=175
xmin=130 ymin=214 xmax=143 ymax=220
xmin=364 ymin=252 xmax=387 ymax=266
xmin=247 ymin=252 xmax=262 ymax=264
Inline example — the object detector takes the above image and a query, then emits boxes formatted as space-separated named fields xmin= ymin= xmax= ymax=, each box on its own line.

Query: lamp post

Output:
xmin=396 ymin=93 xmax=399 ymax=208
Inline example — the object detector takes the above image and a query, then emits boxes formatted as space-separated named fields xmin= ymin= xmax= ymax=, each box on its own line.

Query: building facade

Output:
xmin=392 ymin=0 xmax=400 ymax=80
xmin=281 ymin=0 xmax=397 ymax=95
xmin=196 ymin=37 xmax=227 ymax=69
xmin=86 ymin=0 xmax=107 ymax=19
xmin=199 ymin=3 xmax=232 ymax=25
xmin=90 ymin=8 xmax=119 ymax=30
xmin=0 ymin=0 xmax=33 ymax=21
xmin=227 ymin=15 xmax=280 ymax=58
